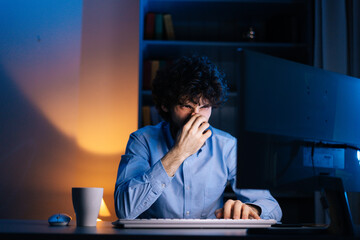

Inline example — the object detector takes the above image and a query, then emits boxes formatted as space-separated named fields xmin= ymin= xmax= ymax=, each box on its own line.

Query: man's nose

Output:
xmin=193 ymin=107 xmax=200 ymax=114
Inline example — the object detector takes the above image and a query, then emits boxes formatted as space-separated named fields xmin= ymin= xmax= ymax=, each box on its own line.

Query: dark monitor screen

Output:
xmin=236 ymin=50 xmax=360 ymax=192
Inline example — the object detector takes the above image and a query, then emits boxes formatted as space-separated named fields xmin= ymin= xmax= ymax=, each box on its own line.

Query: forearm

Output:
xmin=161 ymin=146 xmax=187 ymax=177
xmin=114 ymin=161 xmax=171 ymax=219
xmin=114 ymin=182 xmax=155 ymax=219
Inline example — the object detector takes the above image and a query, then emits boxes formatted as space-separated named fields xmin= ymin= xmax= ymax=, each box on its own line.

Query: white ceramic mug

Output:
xmin=72 ymin=187 xmax=103 ymax=227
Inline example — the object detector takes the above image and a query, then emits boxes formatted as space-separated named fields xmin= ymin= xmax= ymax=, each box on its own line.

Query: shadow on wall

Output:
xmin=0 ymin=0 xmax=139 ymax=221
xmin=0 ymin=66 xmax=120 ymax=220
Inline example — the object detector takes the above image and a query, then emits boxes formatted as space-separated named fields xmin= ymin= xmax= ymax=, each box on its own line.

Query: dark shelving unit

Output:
xmin=139 ymin=0 xmax=314 ymax=137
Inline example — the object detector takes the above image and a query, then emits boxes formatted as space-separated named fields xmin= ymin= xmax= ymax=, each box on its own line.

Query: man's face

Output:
xmin=168 ymin=97 xmax=212 ymax=130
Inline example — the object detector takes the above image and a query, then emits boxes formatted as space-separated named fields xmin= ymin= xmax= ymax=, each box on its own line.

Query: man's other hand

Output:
xmin=214 ymin=199 xmax=261 ymax=219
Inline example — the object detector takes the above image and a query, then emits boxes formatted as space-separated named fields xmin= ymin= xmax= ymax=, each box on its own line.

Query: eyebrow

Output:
xmin=180 ymin=103 xmax=211 ymax=108
xmin=178 ymin=99 xmax=211 ymax=107
xmin=201 ymin=104 xmax=211 ymax=107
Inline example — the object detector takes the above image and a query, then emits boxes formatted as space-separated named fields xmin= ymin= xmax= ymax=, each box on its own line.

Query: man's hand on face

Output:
xmin=214 ymin=199 xmax=261 ymax=219
xmin=174 ymin=113 xmax=212 ymax=159
xmin=161 ymin=114 xmax=212 ymax=177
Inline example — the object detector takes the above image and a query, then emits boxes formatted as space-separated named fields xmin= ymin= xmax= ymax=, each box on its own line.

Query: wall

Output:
xmin=0 ymin=0 xmax=139 ymax=220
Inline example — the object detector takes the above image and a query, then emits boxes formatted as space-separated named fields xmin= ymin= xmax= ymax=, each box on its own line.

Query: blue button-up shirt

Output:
xmin=114 ymin=121 xmax=282 ymax=220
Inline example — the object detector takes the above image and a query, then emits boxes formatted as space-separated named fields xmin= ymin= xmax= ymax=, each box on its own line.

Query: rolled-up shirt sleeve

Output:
xmin=114 ymin=133 xmax=172 ymax=219
xmin=226 ymin=138 xmax=282 ymax=222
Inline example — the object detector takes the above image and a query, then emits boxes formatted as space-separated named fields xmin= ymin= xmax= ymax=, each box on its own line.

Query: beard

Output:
xmin=169 ymin=114 xmax=193 ymax=140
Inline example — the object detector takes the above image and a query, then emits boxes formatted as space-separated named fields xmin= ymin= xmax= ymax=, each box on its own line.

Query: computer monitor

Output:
xmin=235 ymin=50 xmax=360 ymax=235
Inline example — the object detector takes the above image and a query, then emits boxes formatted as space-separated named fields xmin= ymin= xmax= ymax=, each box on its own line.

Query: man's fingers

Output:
xmin=223 ymin=200 xmax=234 ymax=219
xmin=215 ymin=208 xmax=223 ymax=219
xmin=182 ymin=114 xmax=198 ymax=130
xmin=198 ymin=121 xmax=210 ymax=133
xmin=241 ymin=205 xmax=250 ymax=219
xmin=201 ymin=129 xmax=212 ymax=141
xmin=220 ymin=200 xmax=261 ymax=220
xmin=183 ymin=114 xmax=208 ymax=135
xmin=249 ymin=208 xmax=261 ymax=219
xmin=191 ymin=114 xmax=208 ymax=130
xmin=232 ymin=201 xmax=242 ymax=219
xmin=246 ymin=204 xmax=261 ymax=219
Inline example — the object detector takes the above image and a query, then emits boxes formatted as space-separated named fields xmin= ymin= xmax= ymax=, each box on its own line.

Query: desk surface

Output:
xmin=0 ymin=219 xmax=357 ymax=240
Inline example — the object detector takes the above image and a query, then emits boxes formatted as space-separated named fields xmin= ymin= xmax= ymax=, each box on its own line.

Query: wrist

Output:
xmin=171 ymin=145 xmax=189 ymax=161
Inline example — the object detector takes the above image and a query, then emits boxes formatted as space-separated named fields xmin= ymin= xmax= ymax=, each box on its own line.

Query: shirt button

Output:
xmin=186 ymin=211 xmax=190 ymax=215
xmin=161 ymin=183 xmax=166 ymax=188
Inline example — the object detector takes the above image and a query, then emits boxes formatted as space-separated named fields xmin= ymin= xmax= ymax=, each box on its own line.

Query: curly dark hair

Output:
xmin=152 ymin=55 xmax=228 ymax=122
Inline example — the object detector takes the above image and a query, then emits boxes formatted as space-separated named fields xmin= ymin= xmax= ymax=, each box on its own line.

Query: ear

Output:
xmin=161 ymin=105 xmax=168 ymax=112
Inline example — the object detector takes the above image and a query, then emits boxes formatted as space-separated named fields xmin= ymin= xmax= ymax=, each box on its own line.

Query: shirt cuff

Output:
xmin=245 ymin=203 xmax=262 ymax=216
xmin=246 ymin=200 xmax=270 ymax=219
xmin=147 ymin=160 xmax=172 ymax=194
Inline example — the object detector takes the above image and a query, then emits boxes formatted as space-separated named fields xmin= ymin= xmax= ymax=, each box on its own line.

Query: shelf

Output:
xmin=143 ymin=40 xmax=308 ymax=48
xmin=142 ymin=41 xmax=310 ymax=65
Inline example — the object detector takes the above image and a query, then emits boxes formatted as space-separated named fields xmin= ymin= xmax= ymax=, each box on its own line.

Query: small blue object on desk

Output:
xmin=48 ymin=213 xmax=72 ymax=226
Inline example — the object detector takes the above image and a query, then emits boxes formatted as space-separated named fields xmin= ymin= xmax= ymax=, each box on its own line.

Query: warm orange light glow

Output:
xmin=6 ymin=62 xmax=138 ymax=155
xmin=76 ymin=91 xmax=137 ymax=155
xmin=4 ymin=47 xmax=138 ymax=155
xmin=76 ymin=4 xmax=139 ymax=155
xmin=0 ymin=0 xmax=139 ymax=221
xmin=99 ymin=198 xmax=111 ymax=217
xmin=2 ymin=0 xmax=139 ymax=155
xmin=76 ymin=69 xmax=138 ymax=154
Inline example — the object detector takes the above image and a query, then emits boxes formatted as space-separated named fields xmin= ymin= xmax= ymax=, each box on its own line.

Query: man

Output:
xmin=114 ymin=56 xmax=282 ymax=220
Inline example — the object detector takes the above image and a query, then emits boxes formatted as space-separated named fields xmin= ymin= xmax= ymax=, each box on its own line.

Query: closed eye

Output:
xmin=201 ymin=105 xmax=211 ymax=109
xmin=181 ymin=105 xmax=192 ymax=109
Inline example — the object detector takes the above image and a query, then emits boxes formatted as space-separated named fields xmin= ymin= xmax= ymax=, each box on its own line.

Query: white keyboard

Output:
xmin=112 ymin=218 xmax=277 ymax=229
